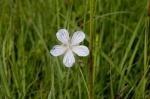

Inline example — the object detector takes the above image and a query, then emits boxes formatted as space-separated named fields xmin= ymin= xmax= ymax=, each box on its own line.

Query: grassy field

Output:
xmin=0 ymin=0 xmax=150 ymax=99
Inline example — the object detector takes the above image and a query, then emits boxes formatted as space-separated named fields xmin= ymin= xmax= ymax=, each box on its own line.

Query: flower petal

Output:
xmin=56 ymin=29 xmax=70 ymax=44
xmin=72 ymin=45 xmax=89 ymax=56
xmin=50 ymin=45 xmax=66 ymax=56
xmin=63 ymin=50 xmax=75 ymax=67
xmin=71 ymin=31 xmax=85 ymax=45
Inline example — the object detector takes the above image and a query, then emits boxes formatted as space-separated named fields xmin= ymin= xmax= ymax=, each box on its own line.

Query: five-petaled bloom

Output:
xmin=50 ymin=29 xmax=89 ymax=67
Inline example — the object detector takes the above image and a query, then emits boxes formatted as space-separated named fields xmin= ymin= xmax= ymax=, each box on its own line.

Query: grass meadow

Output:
xmin=0 ymin=0 xmax=150 ymax=99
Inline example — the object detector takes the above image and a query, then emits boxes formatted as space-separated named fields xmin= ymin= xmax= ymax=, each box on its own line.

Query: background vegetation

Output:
xmin=0 ymin=0 xmax=149 ymax=99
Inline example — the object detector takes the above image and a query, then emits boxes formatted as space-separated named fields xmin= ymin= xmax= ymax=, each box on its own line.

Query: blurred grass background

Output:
xmin=0 ymin=0 xmax=150 ymax=99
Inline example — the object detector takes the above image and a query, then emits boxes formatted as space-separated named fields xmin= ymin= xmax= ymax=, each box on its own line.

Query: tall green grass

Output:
xmin=0 ymin=0 xmax=149 ymax=99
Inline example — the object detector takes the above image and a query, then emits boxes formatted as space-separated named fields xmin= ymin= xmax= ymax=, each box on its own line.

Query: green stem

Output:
xmin=148 ymin=0 xmax=150 ymax=16
xmin=88 ymin=0 xmax=94 ymax=99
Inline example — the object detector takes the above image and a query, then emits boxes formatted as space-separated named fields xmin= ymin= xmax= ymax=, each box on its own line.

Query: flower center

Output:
xmin=64 ymin=43 xmax=72 ymax=50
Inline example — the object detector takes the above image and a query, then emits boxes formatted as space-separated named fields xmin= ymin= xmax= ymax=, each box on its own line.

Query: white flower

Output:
xmin=50 ymin=29 xmax=89 ymax=67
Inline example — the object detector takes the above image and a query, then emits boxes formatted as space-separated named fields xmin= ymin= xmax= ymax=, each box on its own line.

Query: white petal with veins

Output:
xmin=56 ymin=29 xmax=70 ymax=44
xmin=72 ymin=45 xmax=89 ymax=56
xmin=63 ymin=50 xmax=75 ymax=67
xmin=71 ymin=31 xmax=85 ymax=45
xmin=50 ymin=45 xmax=66 ymax=56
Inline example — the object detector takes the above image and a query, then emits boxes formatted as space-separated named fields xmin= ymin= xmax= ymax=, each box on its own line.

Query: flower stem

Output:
xmin=88 ymin=0 xmax=94 ymax=99
xmin=148 ymin=0 xmax=150 ymax=16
